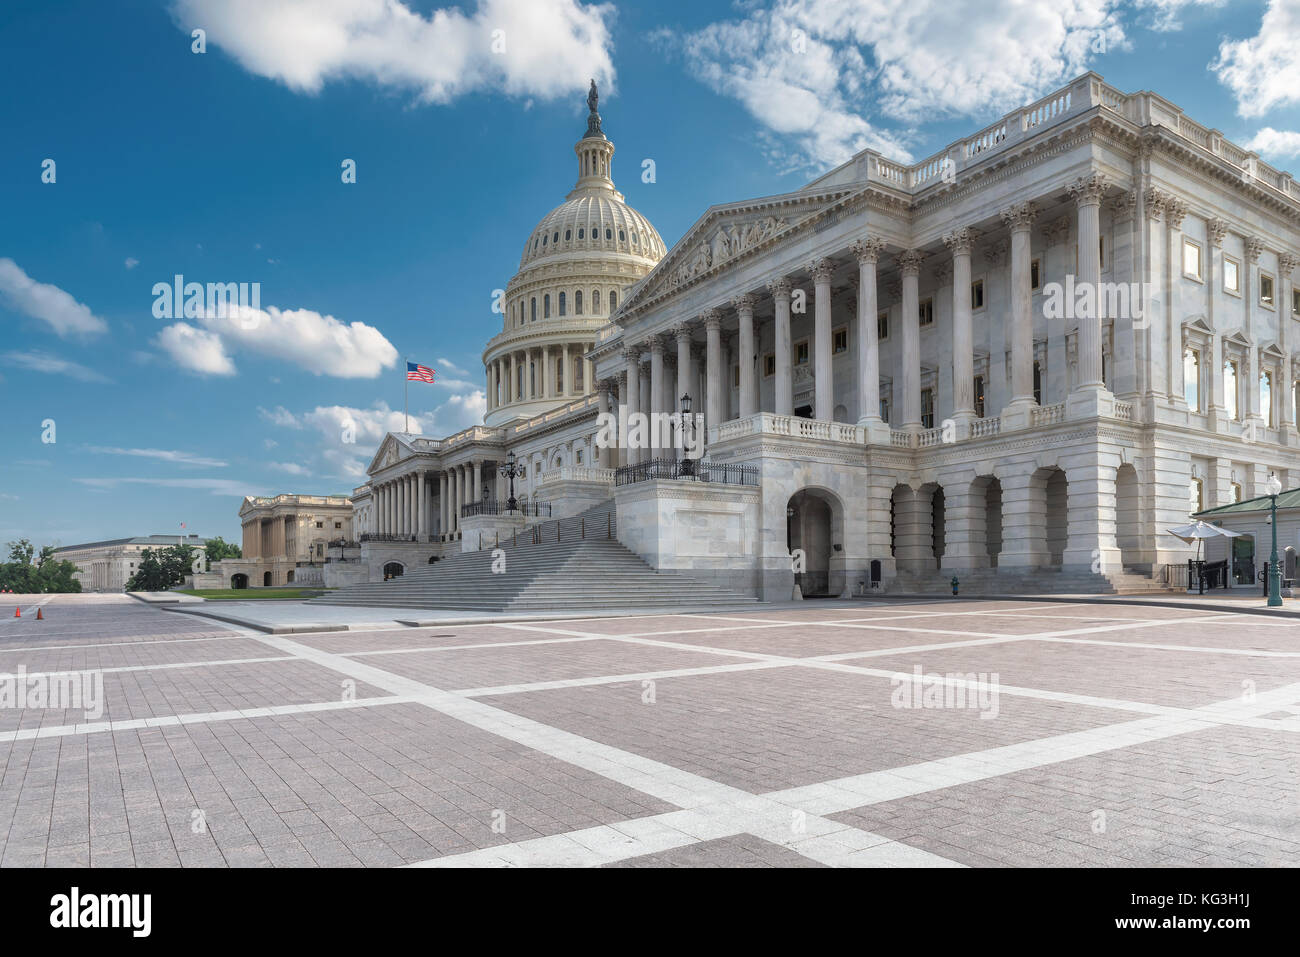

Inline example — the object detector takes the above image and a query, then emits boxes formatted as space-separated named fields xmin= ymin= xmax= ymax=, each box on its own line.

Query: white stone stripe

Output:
xmin=1037 ymin=635 xmax=1300 ymax=657
xmin=0 ymin=655 xmax=297 ymax=681
xmin=0 ymin=634 xmax=247 ymax=654
xmin=344 ymin=634 xmax=609 ymax=657
xmin=455 ymin=659 xmax=789 ymax=698
xmin=0 ymin=694 xmax=415 ymax=743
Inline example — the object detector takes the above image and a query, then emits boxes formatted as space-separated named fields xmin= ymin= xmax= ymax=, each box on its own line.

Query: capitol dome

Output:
xmin=483 ymin=81 xmax=666 ymax=428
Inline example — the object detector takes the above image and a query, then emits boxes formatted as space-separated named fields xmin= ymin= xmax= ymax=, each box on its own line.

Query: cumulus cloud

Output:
xmin=125 ymin=257 xmax=140 ymax=270
xmin=170 ymin=0 xmax=616 ymax=103
xmin=0 ymin=259 xmax=108 ymax=338
xmin=156 ymin=303 xmax=397 ymax=378
xmin=1243 ymin=127 xmax=1300 ymax=159
xmin=0 ymin=350 xmax=113 ymax=383
xmin=1213 ymin=0 xmax=1300 ymax=118
xmin=659 ymin=0 xmax=1125 ymax=170
xmin=72 ymin=477 xmax=256 ymax=496
xmin=86 ymin=446 xmax=228 ymax=467
xmin=1133 ymin=0 xmax=1226 ymax=31
xmin=270 ymin=462 xmax=310 ymax=476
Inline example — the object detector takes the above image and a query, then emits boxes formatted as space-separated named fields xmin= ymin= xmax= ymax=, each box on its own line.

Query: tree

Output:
xmin=0 ymin=538 xmax=81 ymax=593
xmin=203 ymin=536 xmax=241 ymax=570
xmin=125 ymin=544 xmax=200 ymax=592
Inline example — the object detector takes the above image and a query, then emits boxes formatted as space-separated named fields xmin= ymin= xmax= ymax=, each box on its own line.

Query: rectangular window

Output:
xmin=920 ymin=388 xmax=934 ymax=429
xmin=1262 ymin=370 xmax=1274 ymax=427
xmin=1224 ymin=359 xmax=1239 ymax=420
xmin=971 ymin=280 xmax=984 ymax=309
xmin=763 ymin=353 xmax=775 ymax=377
xmin=315 ymin=522 xmax=323 ymax=528
xmin=1261 ymin=273 xmax=1275 ymax=307
xmin=1293 ymin=288 xmax=1300 ymax=314
xmin=918 ymin=298 xmax=934 ymax=327
xmin=879 ymin=397 xmax=890 ymax=423
xmin=334 ymin=522 xmax=342 ymax=529
xmin=1033 ymin=361 xmax=1042 ymax=404
xmin=1030 ymin=258 xmax=1041 ymax=290
xmin=877 ymin=312 xmax=889 ymax=341
xmin=973 ymin=375 xmax=985 ymax=418
xmin=1183 ymin=239 xmax=1202 ymax=281
xmin=794 ymin=339 xmax=809 ymax=365
xmin=1184 ymin=348 xmax=1200 ymax=411
xmin=832 ymin=327 xmax=848 ymax=354
xmin=1224 ymin=256 xmax=1240 ymax=293
xmin=1190 ymin=478 xmax=1203 ymax=514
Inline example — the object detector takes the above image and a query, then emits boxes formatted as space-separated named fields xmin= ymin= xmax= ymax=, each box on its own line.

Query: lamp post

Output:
xmin=678 ymin=392 xmax=695 ymax=477
xmin=1268 ymin=472 xmax=1283 ymax=606
xmin=499 ymin=451 xmax=520 ymax=513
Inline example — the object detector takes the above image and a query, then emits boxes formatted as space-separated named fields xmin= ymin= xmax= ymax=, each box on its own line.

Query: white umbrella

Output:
xmin=1167 ymin=520 xmax=1243 ymax=563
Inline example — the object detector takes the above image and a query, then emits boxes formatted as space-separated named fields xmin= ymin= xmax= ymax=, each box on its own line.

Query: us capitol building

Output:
xmin=212 ymin=74 xmax=1300 ymax=602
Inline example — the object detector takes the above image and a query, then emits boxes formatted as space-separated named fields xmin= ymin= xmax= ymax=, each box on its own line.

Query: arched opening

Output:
xmin=230 ymin=573 xmax=248 ymax=589
xmin=787 ymin=488 xmax=841 ymax=597
xmin=890 ymin=483 xmax=940 ymax=573
xmin=1115 ymin=463 xmax=1141 ymax=569
xmin=383 ymin=562 xmax=405 ymax=581
xmin=1043 ymin=467 xmax=1069 ymax=568
xmin=1285 ymin=546 xmax=1297 ymax=582
xmin=262 ymin=571 xmax=272 ymax=586
xmin=286 ymin=570 xmax=295 ymax=584
xmin=968 ymin=475 xmax=1003 ymax=568
xmin=929 ymin=484 xmax=945 ymax=570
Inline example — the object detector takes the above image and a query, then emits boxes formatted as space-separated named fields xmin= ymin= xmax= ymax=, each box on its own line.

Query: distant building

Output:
xmin=54 ymin=535 xmax=207 ymax=592
xmin=209 ymin=493 xmax=357 ymax=588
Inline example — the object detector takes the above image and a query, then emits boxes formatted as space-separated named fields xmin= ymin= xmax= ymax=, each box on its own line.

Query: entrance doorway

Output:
xmin=230 ymin=573 xmax=248 ymax=589
xmin=383 ymin=562 xmax=405 ymax=580
xmin=787 ymin=488 xmax=840 ymax=597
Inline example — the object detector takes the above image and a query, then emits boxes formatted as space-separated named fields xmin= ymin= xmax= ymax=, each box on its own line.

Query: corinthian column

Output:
xmin=1070 ymin=174 xmax=1108 ymax=392
xmin=850 ymin=239 xmax=885 ymax=436
xmin=734 ymin=293 xmax=758 ymax=417
xmin=1003 ymin=202 xmax=1039 ymax=427
xmin=649 ymin=335 xmax=665 ymax=421
xmin=704 ymin=309 xmax=722 ymax=432
xmin=767 ymin=278 xmax=793 ymax=416
xmin=623 ymin=347 xmax=641 ymax=465
xmin=808 ymin=257 xmax=835 ymax=421
xmin=899 ymin=250 xmax=926 ymax=429
xmin=943 ymin=228 xmax=977 ymax=424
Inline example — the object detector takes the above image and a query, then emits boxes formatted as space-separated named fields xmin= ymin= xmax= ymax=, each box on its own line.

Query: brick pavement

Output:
xmin=0 ymin=594 xmax=1295 ymax=867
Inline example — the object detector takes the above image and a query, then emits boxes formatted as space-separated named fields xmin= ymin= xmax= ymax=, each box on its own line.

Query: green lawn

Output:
xmin=176 ymin=587 xmax=335 ymax=600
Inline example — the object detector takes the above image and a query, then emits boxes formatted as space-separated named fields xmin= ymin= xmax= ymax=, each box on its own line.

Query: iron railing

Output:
xmin=460 ymin=500 xmax=552 ymax=518
xmin=614 ymin=457 xmax=759 ymax=487
xmin=359 ymin=533 xmax=437 ymax=543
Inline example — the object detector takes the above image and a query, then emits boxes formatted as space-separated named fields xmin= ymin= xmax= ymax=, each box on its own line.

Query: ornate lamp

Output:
xmin=499 ymin=451 xmax=520 ymax=513
xmin=1268 ymin=472 xmax=1283 ymax=606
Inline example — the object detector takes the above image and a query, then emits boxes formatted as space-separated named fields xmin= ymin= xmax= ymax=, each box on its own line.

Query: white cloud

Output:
xmin=660 ymin=0 xmax=1125 ymax=169
xmin=87 ymin=447 xmax=228 ymax=467
xmin=156 ymin=303 xmax=397 ymax=378
xmin=125 ymin=257 xmax=140 ymax=270
xmin=72 ymin=477 xmax=255 ymax=496
xmin=170 ymin=0 xmax=616 ymax=103
xmin=258 ymin=405 xmax=301 ymax=428
xmin=1134 ymin=0 xmax=1226 ymax=31
xmin=0 ymin=259 xmax=108 ymax=338
xmin=270 ymin=462 xmax=310 ymax=476
xmin=0 ymin=350 xmax=113 ymax=383
xmin=1243 ymin=127 xmax=1300 ymax=160
xmin=156 ymin=323 xmax=236 ymax=375
xmin=1213 ymin=0 xmax=1300 ymax=118
xmin=436 ymin=357 xmax=470 ymax=377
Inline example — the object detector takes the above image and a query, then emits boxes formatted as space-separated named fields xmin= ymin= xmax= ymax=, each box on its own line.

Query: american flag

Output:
xmin=406 ymin=362 xmax=436 ymax=383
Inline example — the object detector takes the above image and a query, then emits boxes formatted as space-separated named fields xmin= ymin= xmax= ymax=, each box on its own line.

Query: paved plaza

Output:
xmin=0 ymin=594 xmax=1296 ymax=867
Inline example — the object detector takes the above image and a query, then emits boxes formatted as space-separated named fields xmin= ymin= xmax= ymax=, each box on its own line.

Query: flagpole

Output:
xmin=404 ymin=356 xmax=409 ymax=433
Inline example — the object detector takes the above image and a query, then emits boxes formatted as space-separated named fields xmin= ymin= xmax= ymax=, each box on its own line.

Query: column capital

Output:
xmin=648 ymin=334 xmax=666 ymax=355
xmin=766 ymin=276 xmax=793 ymax=299
xmin=731 ymin=293 xmax=758 ymax=313
xmin=1143 ymin=186 xmax=1170 ymax=221
xmin=1041 ymin=217 xmax=1071 ymax=246
xmin=702 ymin=308 xmax=722 ymax=331
xmin=1068 ymin=173 xmax=1109 ymax=207
xmin=670 ymin=321 xmax=694 ymax=342
xmin=1246 ymin=236 xmax=1266 ymax=263
xmin=897 ymin=249 xmax=925 ymax=276
xmin=1109 ymin=191 xmax=1138 ymax=224
xmin=1208 ymin=218 xmax=1231 ymax=248
xmin=807 ymin=257 xmax=836 ymax=284
xmin=942 ymin=227 xmax=979 ymax=256
xmin=1279 ymin=252 xmax=1300 ymax=274
xmin=849 ymin=237 xmax=886 ymax=264
xmin=1165 ymin=197 xmax=1188 ymax=230
xmin=1000 ymin=201 xmax=1039 ymax=231
xmin=620 ymin=347 xmax=640 ymax=364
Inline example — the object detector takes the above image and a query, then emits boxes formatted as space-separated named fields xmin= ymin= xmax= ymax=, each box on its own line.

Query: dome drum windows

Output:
xmin=559 ymin=292 xmax=566 ymax=316
xmin=544 ymin=294 xmax=551 ymax=318
xmin=575 ymin=290 xmax=583 ymax=315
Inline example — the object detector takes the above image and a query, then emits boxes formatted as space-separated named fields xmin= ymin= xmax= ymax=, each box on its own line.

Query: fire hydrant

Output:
xmin=951 ymin=576 xmax=960 ymax=596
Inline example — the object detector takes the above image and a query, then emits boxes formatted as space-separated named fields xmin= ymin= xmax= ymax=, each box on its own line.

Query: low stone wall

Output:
xmin=614 ymin=479 xmax=763 ymax=596
xmin=459 ymin=513 xmax=529 ymax=553
xmin=535 ymin=468 xmax=615 ymax=520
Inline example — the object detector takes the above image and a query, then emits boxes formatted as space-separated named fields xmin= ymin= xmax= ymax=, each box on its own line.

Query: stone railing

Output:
xmin=535 ymin=466 xmax=616 ymax=487
xmin=857 ymin=71 xmax=1299 ymax=205
xmin=510 ymin=395 xmax=599 ymax=436
xmin=714 ymin=412 xmax=864 ymax=445
xmin=917 ymin=427 xmax=945 ymax=448
xmin=970 ymin=417 xmax=1001 ymax=438
xmin=890 ymin=430 xmax=913 ymax=448
xmin=1114 ymin=401 xmax=1134 ymax=421
xmin=1031 ymin=403 xmax=1066 ymax=427
xmin=443 ymin=425 xmax=504 ymax=448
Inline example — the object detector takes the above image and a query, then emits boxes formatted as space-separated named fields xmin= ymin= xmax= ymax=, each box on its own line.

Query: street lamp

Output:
xmin=678 ymin=392 xmax=695 ymax=477
xmin=1267 ymin=472 xmax=1284 ymax=606
xmin=499 ymin=451 xmax=520 ymax=513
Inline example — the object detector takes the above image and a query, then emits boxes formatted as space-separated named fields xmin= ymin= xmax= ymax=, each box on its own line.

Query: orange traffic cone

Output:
xmin=36 ymin=608 xmax=43 ymax=620
xmin=13 ymin=607 xmax=20 ymax=617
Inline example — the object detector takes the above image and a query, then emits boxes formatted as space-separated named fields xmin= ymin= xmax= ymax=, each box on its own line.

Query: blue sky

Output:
xmin=3 ymin=0 xmax=1299 ymax=548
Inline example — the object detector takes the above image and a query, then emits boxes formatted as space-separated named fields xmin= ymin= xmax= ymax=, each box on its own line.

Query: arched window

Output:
xmin=609 ymin=290 xmax=617 ymax=312
xmin=552 ymin=231 xmax=559 ymax=243
xmin=619 ymin=229 xmax=625 ymax=242
xmin=578 ymin=228 xmax=584 ymax=239
xmin=530 ymin=298 xmax=537 ymax=321
xmin=592 ymin=290 xmax=600 ymax=314
xmin=559 ymin=292 xmax=566 ymax=316
xmin=564 ymin=229 xmax=571 ymax=241
xmin=575 ymin=290 xmax=583 ymax=315
xmin=542 ymin=234 xmax=548 ymax=246
xmin=544 ymin=294 xmax=551 ymax=318
xmin=605 ymin=228 xmax=612 ymax=240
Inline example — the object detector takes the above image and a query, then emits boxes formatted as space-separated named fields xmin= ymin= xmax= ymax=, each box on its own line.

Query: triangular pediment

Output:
xmin=1261 ymin=340 xmax=1286 ymax=359
xmin=1182 ymin=314 xmax=1213 ymax=335
xmin=366 ymin=433 xmax=410 ymax=476
xmin=1223 ymin=329 xmax=1252 ymax=348
xmin=618 ymin=186 xmax=860 ymax=315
